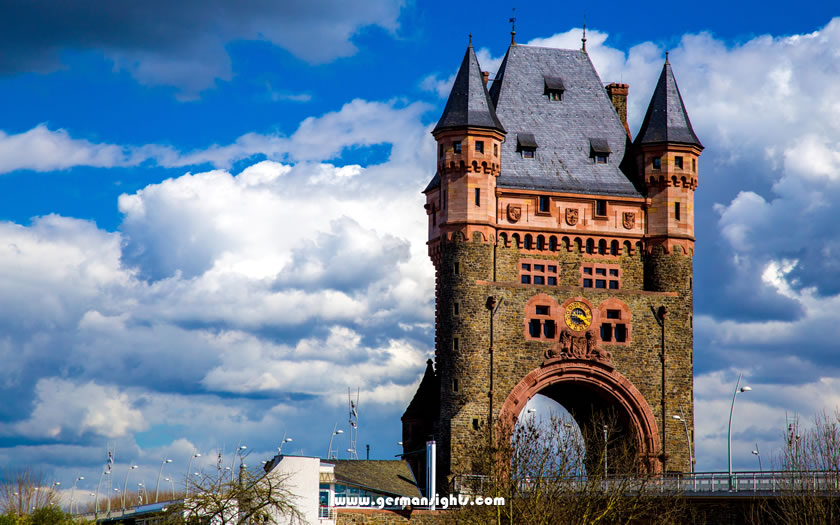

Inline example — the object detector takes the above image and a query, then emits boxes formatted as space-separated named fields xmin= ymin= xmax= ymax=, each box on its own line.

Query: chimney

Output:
xmin=482 ymin=71 xmax=489 ymax=87
xmin=605 ymin=82 xmax=631 ymax=139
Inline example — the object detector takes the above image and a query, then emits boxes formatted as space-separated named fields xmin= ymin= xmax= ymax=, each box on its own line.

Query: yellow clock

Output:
xmin=564 ymin=301 xmax=592 ymax=331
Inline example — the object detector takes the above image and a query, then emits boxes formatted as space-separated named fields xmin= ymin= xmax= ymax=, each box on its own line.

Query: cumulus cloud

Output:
xmin=0 ymin=0 xmax=405 ymax=97
xmin=0 ymin=99 xmax=430 ymax=175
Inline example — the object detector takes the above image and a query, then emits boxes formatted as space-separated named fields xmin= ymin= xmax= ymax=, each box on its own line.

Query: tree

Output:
xmin=0 ymin=469 xmax=61 ymax=517
xmin=163 ymin=465 xmax=302 ymax=524
xmin=447 ymin=414 xmax=688 ymax=525
xmin=751 ymin=411 xmax=840 ymax=525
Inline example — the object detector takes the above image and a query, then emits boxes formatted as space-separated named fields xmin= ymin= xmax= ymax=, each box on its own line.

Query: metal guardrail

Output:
xmin=453 ymin=471 xmax=840 ymax=496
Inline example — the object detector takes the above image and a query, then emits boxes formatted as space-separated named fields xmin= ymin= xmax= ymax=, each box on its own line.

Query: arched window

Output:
xmin=586 ymin=238 xmax=594 ymax=254
xmin=623 ymin=240 xmax=632 ymax=255
xmin=511 ymin=233 xmax=521 ymax=249
xmin=598 ymin=239 xmax=607 ymax=255
xmin=499 ymin=232 xmax=508 ymax=247
xmin=549 ymin=236 xmax=557 ymax=251
xmin=536 ymin=235 xmax=545 ymax=251
xmin=610 ymin=240 xmax=619 ymax=256
xmin=524 ymin=234 xmax=533 ymax=250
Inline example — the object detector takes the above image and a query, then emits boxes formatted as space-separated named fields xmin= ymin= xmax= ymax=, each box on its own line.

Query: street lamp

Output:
xmin=752 ymin=443 xmax=763 ymax=472
xmin=728 ymin=374 xmax=752 ymax=490
xmin=186 ymin=452 xmax=201 ymax=497
xmin=328 ymin=425 xmax=344 ymax=459
xmin=279 ymin=437 xmax=293 ymax=455
xmin=137 ymin=483 xmax=145 ymax=505
xmin=70 ymin=475 xmax=84 ymax=514
xmin=672 ymin=412 xmax=694 ymax=473
xmin=164 ymin=478 xmax=175 ymax=500
xmin=123 ymin=465 xmax=138 ymax=510
xmin=155 ymin=458 xmax=173 ymax=503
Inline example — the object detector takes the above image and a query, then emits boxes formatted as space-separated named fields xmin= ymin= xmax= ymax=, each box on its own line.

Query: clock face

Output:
xmin=564 ymin=301 xmax=592 ymax=331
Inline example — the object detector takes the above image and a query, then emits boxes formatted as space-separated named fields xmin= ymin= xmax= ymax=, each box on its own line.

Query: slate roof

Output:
xmin=330 ymin=460 xmax=421 ymax=498
xmin=433 ymin=45 xmax=505 ymax=134
xmin=488 ymin=45 xmax=641 ymax=197
xmin=423 ymin=171 xmax=441 ymax=193
xmin=402 ymin=359 xmax=439 ymax=421
xmin=635 ymin=61 xmax=703 ymax=148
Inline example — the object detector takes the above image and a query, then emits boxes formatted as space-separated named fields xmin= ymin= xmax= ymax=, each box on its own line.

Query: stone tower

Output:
xmin=403 ymin=40 xmax=702 ymax=490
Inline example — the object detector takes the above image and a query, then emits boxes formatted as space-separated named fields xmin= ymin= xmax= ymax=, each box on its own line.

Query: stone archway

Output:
xmin=499 ymin=357 xmax=661 ymax=472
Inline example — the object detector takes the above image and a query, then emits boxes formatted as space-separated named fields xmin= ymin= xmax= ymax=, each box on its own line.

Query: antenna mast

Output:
xmin=348 ymin=388 xmax=359 ymax=460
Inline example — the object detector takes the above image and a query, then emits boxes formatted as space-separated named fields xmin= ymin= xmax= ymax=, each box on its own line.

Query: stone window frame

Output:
xmin=596 ymin=298 xmax=632 ymax=345
xmin=594 ymin=199 xmax=608 ymax=217
xmin=581 ymin=263 xmax=621 ymax=290
xmin=674 ymin=156 xmax=683 ymax=169
xmin=652 ymin=156 xmax=662 ymax=170
xmin=475 ymin=141 xmax=484 ymax=154
xmin=519 ymin=258 xmax=559 ymax=287
xmin=523 ymin=294 xmax=560 ymax=342
xmin=535 ymin=195 xmax=552 ymax=216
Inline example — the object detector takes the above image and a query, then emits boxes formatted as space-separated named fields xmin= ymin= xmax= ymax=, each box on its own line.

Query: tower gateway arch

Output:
xmin=402 ymin=37 xmax=702 ymax=491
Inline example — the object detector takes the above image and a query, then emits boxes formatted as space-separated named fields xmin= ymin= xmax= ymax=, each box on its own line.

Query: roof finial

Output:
xmin=665 ymin=50 xmax=670 ymax=64
xmin=581 ymin=14 xmax=587 ymax=53
xmin=509 ymin=8 xmax=516 ymax=45
xmin=469 ymin=33 xmax=473 ymax=48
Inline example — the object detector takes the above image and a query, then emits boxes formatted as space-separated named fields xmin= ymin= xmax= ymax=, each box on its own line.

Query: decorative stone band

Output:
xmin=499 ymin=359 xmax=662 ymax=472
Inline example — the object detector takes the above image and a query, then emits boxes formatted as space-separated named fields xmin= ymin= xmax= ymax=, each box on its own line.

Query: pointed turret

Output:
xmin=636 ymin=59 xmax=702 ymax=148
xmin=426 ymin=43 xmax=506 ymax=249
xmin=401 ymin=359 xmax=439 ymax=493
xmin=636 ymin=57 xmax=703 ymax=258
xmin=433 ymin=45 xmax=505 ymax=134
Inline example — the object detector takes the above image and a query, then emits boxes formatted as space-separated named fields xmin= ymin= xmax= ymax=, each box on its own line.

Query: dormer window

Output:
xmin=544 ymin=76 xmax=565 ymax=101
xmin=517 ymin=133 xmax=538 ymax=159
xmin=590 ymin=138 xmax=611 ymax=164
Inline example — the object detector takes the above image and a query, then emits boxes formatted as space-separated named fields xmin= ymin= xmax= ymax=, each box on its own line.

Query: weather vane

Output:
xmin=509 ymin=8 xmax=516 ymax=45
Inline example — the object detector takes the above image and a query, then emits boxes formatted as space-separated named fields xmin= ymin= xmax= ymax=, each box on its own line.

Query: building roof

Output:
xmin=433 ymin=45 xmax=505 ymax=134
xmin=488 ymin=45 xmax=641 ymax=197
xmin=330 ymin=460 xmax=421 ymax=498
xmin=402 ymin=359 xmax=439 ymax=422
xmin=422 ymin=171 xmax=440 ymax=193
xmin=635 ymin=60 xmax=703 ymax=149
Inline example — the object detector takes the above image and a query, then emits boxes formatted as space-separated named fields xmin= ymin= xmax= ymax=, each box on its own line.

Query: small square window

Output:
xmin=595 ymin=279 xmax=606 ymax=288
xmin=547 ymin=276 xmax=557 ymax=286
xmin=535 ymin=305 xmax=549 ymax=316
xmin=606 ymin=310 xmax=620 ymax=319
xmin=472 ymin=418 xmax=479 ymax=430
xmin=522 ymin=149 xmax=535 ymax=159
xmin=475 ymin=141 xmax=484 ymax=154
xmin=595 ymin=155 xmax=608 ymax=164
xmin=534 ymin=275 xmax=545 ymax=285
xmin=549 ymin=90 xmax=562 ymax=101
xmin=548 ymin=265 xmax=557 ymax=273
xmin=675 ymin=156 xmax=683 ymax=169
xmin=583 ymin=278 xmax=593 ymax=288
xmin=522 ymin=263 xmax=531 ymax=271
xmin=609 ymin=269 xmax=619 ymax=277
xmin=538 ymin=195 xmax=550 ymax=212
xmin=609 ymin=281 xmax=619 ymax=289
xmin=534 ymin=264 xmax=545 ymax=272
xmin=596 ymin=200 xmax=607 ymax=216
xmin=521 ymin=275 xmax=531 ymax=284
xmin=595 ymin=268 xmax=607 ymax=276
xmin=583 ymin=267 xmax=593 ymax=275
xmin=454 ymin=141 xmax=462 ymax=154
xmin=653 ymin=157 xmax=661 ymax=169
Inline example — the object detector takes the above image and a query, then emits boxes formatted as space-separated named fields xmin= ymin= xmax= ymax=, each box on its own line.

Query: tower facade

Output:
xmin=403 ymin=41 xmax=702 ymax=489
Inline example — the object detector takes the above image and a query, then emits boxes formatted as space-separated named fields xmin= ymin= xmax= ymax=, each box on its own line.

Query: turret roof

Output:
xmin=433 ymin=45 xmax=505 ymax=134
xmin=402 ymin=359 xmax=439 ymax=421
xmin=635 ymin=60 xmax=703 ymax=148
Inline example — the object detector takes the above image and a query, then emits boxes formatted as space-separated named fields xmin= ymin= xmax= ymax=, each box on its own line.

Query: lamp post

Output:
xmin=70 ymin=475 xmax=84 ymax=514
xmin=728 ymin=373 xmax=752 ymax=491
xmin=186 ymin=452 xmax=201 ymax=497
xmin=752 ymin=443 xmax=763 ymax=472
xmin=137 ymin=483 xmax=145 ymax=505
xmin=155 ymin=458 xmax=173 ymax=503
xmin=486 ymin=296 xmax=503 ymax=448
xmin=603 ymin=424 xmax=609 ymax=478
xmin=672 ymin=411 xmax=694 ymax=473
xmin=122 ymin=464 xmax=138 ymax=510
xmin=164 ymin=478 xmax=175 ymax=500
xmin=327 ymin=425 xmax=344 ymax=459
xmin=279 ymin=437 xmax=293 ymax=455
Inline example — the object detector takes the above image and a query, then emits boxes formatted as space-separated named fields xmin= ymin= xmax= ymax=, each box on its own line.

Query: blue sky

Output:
xmin=1 ymin=0 xmax=839 ymax=500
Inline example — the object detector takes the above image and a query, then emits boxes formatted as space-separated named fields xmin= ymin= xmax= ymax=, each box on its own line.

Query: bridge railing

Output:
xmin=453 ymin=471 xmax=840 ymax=495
